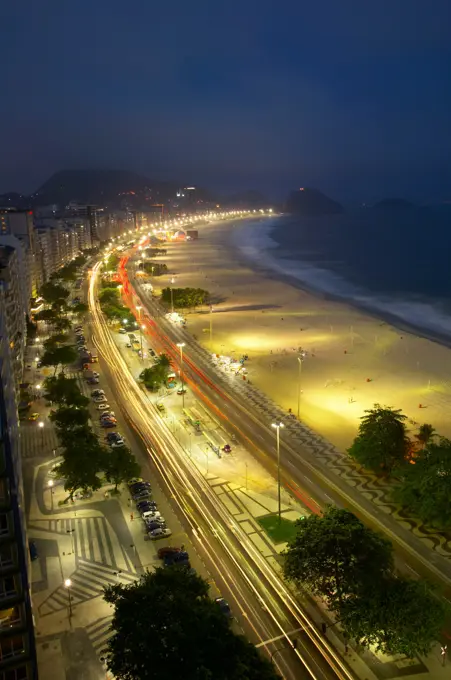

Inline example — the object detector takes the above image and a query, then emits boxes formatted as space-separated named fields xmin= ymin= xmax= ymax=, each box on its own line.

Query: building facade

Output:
xmin=0 ymin=248 xmax=27 ymax=394
xmin=0 ymin=288 xmax=38 ymax=680
xmin=0 ymin=211 xmax=37 ymax=300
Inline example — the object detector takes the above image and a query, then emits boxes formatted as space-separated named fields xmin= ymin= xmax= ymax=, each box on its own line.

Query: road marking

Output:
xmin=256 ymin=627 xmax=303 ymax=648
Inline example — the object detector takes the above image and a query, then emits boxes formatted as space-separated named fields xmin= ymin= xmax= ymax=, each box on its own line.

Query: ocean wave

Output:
xmin=231 ymin=219 xmax=451 ymax=343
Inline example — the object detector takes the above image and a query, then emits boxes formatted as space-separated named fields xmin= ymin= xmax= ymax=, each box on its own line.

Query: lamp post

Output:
xmin=38 ymin=421 xmax=44 ymax=446
xmin=271 ymin=422 xmax=284 ymax=522
xmin=36 ymin=383 xmax=41 ymax=400
xmin=136 ymin=306 xmax=143 ymax=359
xmin=297 ymin=356 xmax=303 ymax=420
xmin=64 ymin=578 xmax=73 ymax=618
xmin=209 ymin=305 xmax=213 ymax=351
xmin=177 ymin=342 xmax=185 ymax=409
xmin=48 ymin=479 xmax=54 ymax=511
xmin=170 ymin=277 xmax=176 ymax=313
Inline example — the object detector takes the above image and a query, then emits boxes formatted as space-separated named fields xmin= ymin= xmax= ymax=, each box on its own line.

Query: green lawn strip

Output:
xmin=257 ymin=514 xmax=298 ymax=544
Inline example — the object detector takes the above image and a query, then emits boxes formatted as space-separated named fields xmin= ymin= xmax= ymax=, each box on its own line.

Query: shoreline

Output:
xmin=150 ymin=218 xmax=451 ymax=450
xmin=234 ymin=216 xmax=451 ymax=353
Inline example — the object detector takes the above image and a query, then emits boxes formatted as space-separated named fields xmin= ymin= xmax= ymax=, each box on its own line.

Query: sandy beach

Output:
xmin=149 ymin=218 xmax=451 ymax=451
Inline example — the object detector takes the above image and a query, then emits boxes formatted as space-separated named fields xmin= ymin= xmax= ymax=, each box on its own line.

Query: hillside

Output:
xmin=286 ymin=187 xmax=344 ymax=215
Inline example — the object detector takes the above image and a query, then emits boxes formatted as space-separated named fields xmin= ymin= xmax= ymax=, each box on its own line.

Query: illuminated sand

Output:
xmin=151 ymin=219 xmax=451 ymax=450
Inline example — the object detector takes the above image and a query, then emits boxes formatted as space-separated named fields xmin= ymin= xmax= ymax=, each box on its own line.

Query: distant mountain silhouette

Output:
xmin=286 ymin=187 xmax=344 ymax=215
xmin=372 ymin=198 xmax=415 ymax=210
xmin=222 ymin=190 xmax=268 ymax=208
xmin=0 ymin=192 xmax=30 ymax=209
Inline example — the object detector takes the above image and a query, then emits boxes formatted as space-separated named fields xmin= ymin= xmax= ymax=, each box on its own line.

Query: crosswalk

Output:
xmin=86 ymin=616 xmax=114 ymax=660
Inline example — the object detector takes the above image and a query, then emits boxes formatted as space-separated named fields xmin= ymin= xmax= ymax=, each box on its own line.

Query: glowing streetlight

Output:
xmin=271 ymin=422 xmax=284 ymax=522
xmin=170 ymin=277 xmax=176 ymax=313
xmin=177 ymin=343 xmax=186 ymax=408
xmin=48 ymin=479 xmax=54 ymax=510
xmin=64 ymin=578 xmax=73 ymax=617
xmin=38 ymin=420 xmax=44 ymax=445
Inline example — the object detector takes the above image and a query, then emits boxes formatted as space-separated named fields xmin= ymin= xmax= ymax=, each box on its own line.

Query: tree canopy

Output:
xmin=49 ymin=406 xmax=90 ymax=432
xmin=57 ymin=441 xmax=105 ymax=500
xmin=40 ymin=345 xmax=78 ymax=374
xmin=139 ymin=354 xmax=172 ymax=391
xmin=283 ymin=505 xmax=447 ymax=657
xmin=104 ymin=568 xmax=280 ymax=680
xmin=44 ymin=375 xmax=89 ymax=407
xmin=103 ymin=446 xmax=140 ymax=491
xmin=393 ymin=438 xmax=451 ymax=529
xmin=34 ymin=308 xmax=59 ymax=323
xmin=348 ymin=404 xmax=409 ymax=474
xmin=40 ymin=281 xmax=70 ymax=304
xmin=161 ymin=286 xmax=210 ymax=309
xmin=142 ymin=262 xmax=168 ymax=276
xmin=283 ymin=506 xmax=393 ymax=607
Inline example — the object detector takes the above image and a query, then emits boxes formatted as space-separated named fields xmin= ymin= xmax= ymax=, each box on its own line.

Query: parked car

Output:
xmin=149 ymin=349 xmax=156 ymax=357
xmin=215 ymin=597 xmax=232 ymax=618
xmin=149 ymin=527 xmax=172 ymax=540
xmin=141 ymin=510 xmax=162 ymax=520
xmin=164 ymin=550 xmax=190 ymax=567
xmin=101 ymin=420 xmax=116 ymax=428
xmin=94 ymin=396 xmax=108 ymax=403
xmin=158 ymin=546 xmax=181 ymax=560
xmin=78 ymin=346 xmax=89 ymax=353
xmin=91 ymin=389 xmax=105 ymax=396
xmin=128 ymin=477 xmax=144 ymax=487
xmin=132 ymin=489 xmax=150 ymax=500
xmin=111 ymin=439 xmax=125 ymax=448
xmin=129 ymin=481 xmax=151 ymax=491
xmin=28 ymin=413 xmax=40 ymax=421
xmin=222 ymin=444 xmax=232 ymax=454
xmin=97 ymin=403 xmax=110 ymax=410
xmin=145 ymin=520 xmax=166 ymax=532
xmin=177 ymin=387 xmax=187 ymax=395
xmin=119 ymin=328 xmax=127 ymax=334
xmin=29 ymin=540 xmax=38 ymax=561
xmin=138 ymin=502 xmax=158 ymax=514
xmin=87 ymin=377 xmax=100 ymax=385
xmin=100 ymin=412 xmax=115 ymax=420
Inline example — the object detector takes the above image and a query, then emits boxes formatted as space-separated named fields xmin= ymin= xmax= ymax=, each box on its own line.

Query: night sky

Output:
xmin=2 ymin=0 xmax=451 ymax=201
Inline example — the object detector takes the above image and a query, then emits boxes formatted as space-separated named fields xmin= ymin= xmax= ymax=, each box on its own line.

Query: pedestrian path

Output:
xmin=39 ymin=559 xmax=137 ymax=616
xmin=85 ymin=616 xmax=114 ymax=659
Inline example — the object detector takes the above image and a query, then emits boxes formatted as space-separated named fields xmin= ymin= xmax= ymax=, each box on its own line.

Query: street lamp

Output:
xmin=271 ymin=422 xmax=284 ymax=522
xmin=297 ymin=355 xmax=303 ymax=420
xmin=177 ymin=343 xmax=186 ymax=409
xmin=136 ymin=306 xmax=144 ymax=359
xmin=170 ymin=277 xmax=176 ymax=313
xmin=48 ymin=479 xmax=54 ymax=511
xmin=38 ymin=421 xmax=44 ymax=446
xmin=64 ymin=578 xmax=73 ymax=617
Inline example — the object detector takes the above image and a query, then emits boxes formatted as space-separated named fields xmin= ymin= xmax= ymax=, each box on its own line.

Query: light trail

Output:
xmin=89 ymin=261 xmax=355 ymax=680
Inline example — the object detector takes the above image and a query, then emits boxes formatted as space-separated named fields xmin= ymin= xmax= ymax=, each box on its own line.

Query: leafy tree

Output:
xmin=54 ymin=316 xmax=72 ymax=332
xmin=40 ymin=345 xmax=78 ymax=374
xmin=26 ymin=315 xmax=37 ymax=340
xmin=139 ymin=354 xmax=172 ymax=391
xmin=40 ymin=281 xmax=70 ymax=304
xmin=99 ymin=288 xmax=120 ymax=305
xmin=44 ymin=375 xmax=89 ymax=407
xmin=34 ymin=308 xmax=59 ymax=323
xmin=50 ymin=406 xmax=90 ymax=431
xmin=338 ymin=576 xmax=446 ymax=657
xmin=283 ymin=506 xmax=393 ymax=608
xmin=103 ymin=447 xmax=140 ymax=491
xmin=144 ymin=247 xmax=166 ymax=257
xmin=104 ymin=253 xmax=121 ymax=270
xmin=161 ymin=286 xmax=210 ymax=309
xmin=58 ymin=442 xmax=105 ymax=500
xmin=393 ymin=438 xmax=451 ymax=529
xmin=415 ymin=423 xmax=436 ymax=448
xmin=143 ymin=262 xmax=168 ymax=276
xmin=348 ymin=404 xmax=409 ymax=474
xmin=72 ymin=302 xmax=89 ymax=316
xmin=100 ymin=279 xmax=121 ymax=289
xmin=51 ymin=299 xmax=68 ymax=313
xmin=104 ymin=568 xmax=280 ymax=680
xmin=43 ymin=333 xmax=70 ymax=351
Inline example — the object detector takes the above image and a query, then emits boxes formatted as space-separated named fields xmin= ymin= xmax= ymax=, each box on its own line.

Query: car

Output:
xmin=149 ymin=527 xmax=172 ymax=540
xmin=149 ymin=349 xmax=156 ymax=357
xmin=91 ymin=389 xmax=105 ymax=396
xmin=29 ymin=540 xmax=38 ymax=561
xmin=158 ymin=546 xmax=181 ymax=560
xmin=87 ymin=377 xmax=100 ymax=385
xmin=78 ymin=346 xmax=89 ymax=353
xmin=164 ymin=550 xmax=190 ymax=567
xmin=105 ymin=433 xmax=120 ymax=442
xmin=97 ymin=403 xmax=110 ymax=410
xmin=156 ymin=403 xmax=166 ymax=413
xmin=111 ymin=439 xmax=125 ymax=448
xmin=126 ymin=342 xmax=132 ymax=348
xmin=119 ymin=328 xmax=127 ymax=334
xmin=74 ymin=326 xmax=83 ymax=331
xmin=131 ymin=487 xmax=152 ymax=498
xmin=132 ymin=489 xmax=150 ymax=500
xmin=128 ymin=477 xmax=144 ymax=487
xmin=215 ymin=597 xmax=232 ymax=618
xmin=141 ymin=510 xmax=162 ymax=520
xmin=101 ymin=420 xmax=116 ymax=428
xmin=28 ymin=413 xmax=40 ymax=421
xmin=85 ymin=371 xmax=99 ymax=379
xmin=129 ymin=480 xmax=151 ymax=490
xmin=100 ymin=412 xmax=115 ymax=420
xmin=94 ymin=396 xmax=108 ymax=403
xmin=100 ymin=415 xmax=116 ymax=423
xmin=222 ymin=444 xmax=232 ymax=454
xmin=138 ymin=502 xmax=158 ymax=515
xmin=146 ymin=520 xmax=166 ymax=532
xmin=76 ymin=337 xmax=85 ymax=344
xmin=177 ymin=387 xmax=187 ymax=395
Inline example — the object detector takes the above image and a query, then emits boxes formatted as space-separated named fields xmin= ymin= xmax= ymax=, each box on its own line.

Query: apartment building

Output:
xmin=0 ymin=211 xmax=37 ymax=300
xmin=0 ymin=286 xmax=37 ymax=680
xmin=0 ymin=248 xmax=27 ymax=393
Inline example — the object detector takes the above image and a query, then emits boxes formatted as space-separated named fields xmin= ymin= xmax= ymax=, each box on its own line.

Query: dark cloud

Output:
xmin=1 ymin=0 xmax=451 ymax=200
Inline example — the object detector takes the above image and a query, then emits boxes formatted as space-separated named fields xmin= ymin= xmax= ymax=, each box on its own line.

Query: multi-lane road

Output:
xmin=88 ymin=260 xmax=357 ymax=680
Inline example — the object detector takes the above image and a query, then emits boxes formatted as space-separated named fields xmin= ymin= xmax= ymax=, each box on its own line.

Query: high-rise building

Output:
xmin=0 ymin=285 xmax=38 ymax=680
xmin=0 ymin=210 xmax=37 ymax=300
xmin=0 ymin=247 xmax=27 ymax=393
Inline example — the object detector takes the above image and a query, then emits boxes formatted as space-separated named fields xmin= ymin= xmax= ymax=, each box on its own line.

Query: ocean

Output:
xmin=232 ymin=206 xmax=451 ymax=344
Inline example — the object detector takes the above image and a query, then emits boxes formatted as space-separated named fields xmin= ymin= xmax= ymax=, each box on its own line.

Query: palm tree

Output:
xmin=156 ymin=353 xmax=172 ymax=370
xmin=415 ymin=423 xmax=436 ymax=449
